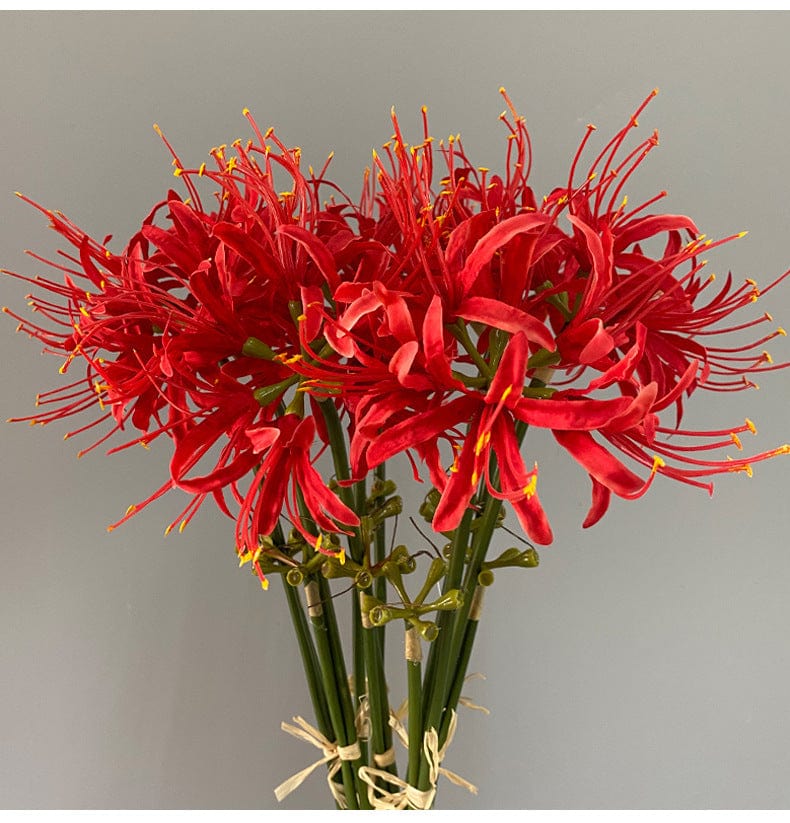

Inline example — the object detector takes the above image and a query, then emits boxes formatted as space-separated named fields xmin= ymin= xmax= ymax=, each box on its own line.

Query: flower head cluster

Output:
xmin=5 ymin=91 xmax=788 ymax=586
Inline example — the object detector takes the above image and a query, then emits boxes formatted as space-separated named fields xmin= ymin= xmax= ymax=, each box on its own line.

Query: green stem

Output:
xmin=351 ymin=591 xmax=369 ymax=768
xmin=420 ymin=508 xmax=472 ymax=719
xmin=305 ymin=578 xmax=361 ymax=810
xmin=417 ymin=509 xmax=473 ymax=792
xmin=439 ymin=589 xmax=482 ymax=746
xmin=282 ymin=580 xmax=334 ymax=742
xmin=451 ymin=320 xmax=493 ymax=379
xmin=406 ymin=627 xmax=423 ymax=789
xmin=373 ymin=463 xmax=388 ymax=661
xmin=318 ymin=399 xmax=395 ymax=782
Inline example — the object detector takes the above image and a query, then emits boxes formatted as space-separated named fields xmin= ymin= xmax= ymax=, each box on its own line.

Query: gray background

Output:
xmin=2 ymin=12 xmax=790 ymax=810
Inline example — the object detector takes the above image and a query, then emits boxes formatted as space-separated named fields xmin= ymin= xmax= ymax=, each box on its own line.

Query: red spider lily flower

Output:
xmin=237 ymin=413 xmax=360 ymax=585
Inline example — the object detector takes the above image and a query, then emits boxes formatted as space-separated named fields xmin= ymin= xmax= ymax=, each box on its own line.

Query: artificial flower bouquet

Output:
xmin=4 ymin=88 xmax=788 ymax=809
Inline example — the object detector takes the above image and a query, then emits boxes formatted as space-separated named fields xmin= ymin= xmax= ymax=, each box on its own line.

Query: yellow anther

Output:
xmin=474 ymin=432 xmax=488 ymax=456
xmin=315 ymin=533 xmax=323 ymax=550
xmin=260 ymin=577 xmax=270 ymax=591
xmin=125 ymin=504 xmax=136 ymax=516
xmin=745 ymin=418 xmax=757 ymax=434
xmin=198 ymin=162 xmax=206 ymax=176
xmin=79 ymin=306 xmax=89 ymax=318
xmin=651 ymin=455 xmax=666 ymax=472
xmin=173 ymin=167 xmax=183 ymax=177
xmin=238 ymin=550 xmax=252 ymax=567
xmin=227 ymin=157 xmax=237 ymax=172
xmin=336 ymin=548 xmax=346 ymax=566
xmin=152 ymin=123 xmax=162 ymax=135
xmin=500 ymin=385 xmax=513 ymax=402
xmin=522 ymin=475 xmax=537 ymax=498
xmin=763 ymin=350 xmax=774 ymax=364
xmin=242 ymin=107 xmax=250 ymax=116
xmin=737 ymin=231 xmax=748 ymax=238
xmin=252 ymin=546 xmax=263 ymax=564
xmin=777 ymin=327 xmax=787 ymax=337
xmin=296 ymin=313 xmax=306 ymax=322
xmin=478 ymin=167 xmax=489 ymax=173
xmin=178 ymin=519 xmax=188 ymax=533
xmin=471 ymin=469 xmax=479 ymax=488
xmin=774 ymin=445 xmax=790 ymax=455
xmin=730 ymin=433 xmax=743 ymax=450
xmin=164 ymin=524 xmax=174 ymax=536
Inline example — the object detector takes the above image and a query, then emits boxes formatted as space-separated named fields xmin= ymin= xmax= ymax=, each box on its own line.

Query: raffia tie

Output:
xmin=358 ymin=709 xmax=478 ymax=810
xmin=273 ymin=716 xmax=361 ymax=807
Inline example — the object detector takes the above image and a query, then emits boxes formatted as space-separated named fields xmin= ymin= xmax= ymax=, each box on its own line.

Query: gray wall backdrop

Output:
xmin=2 ymin=12 xmax=790 ymax=810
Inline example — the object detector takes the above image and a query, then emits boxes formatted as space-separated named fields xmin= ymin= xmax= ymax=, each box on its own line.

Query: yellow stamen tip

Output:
xmin=730 ymin=433 xmax=743 ymax=450
xmin=777 ymin=327 xmax=786 ymax=337
xmin=737 ymin=231 xmax=748 ymax=238
xmin=337 ymin=549 xmax=346 ymax=566
xmin=745 ymin=418 xmax=757 ymax=434
xmin=242 ymin=107 xmax=250 ymax=116
xmin=178 ymin=520 xmax=188 ymax=534
xmin=260 ymin=577 xmax=269 ymax=591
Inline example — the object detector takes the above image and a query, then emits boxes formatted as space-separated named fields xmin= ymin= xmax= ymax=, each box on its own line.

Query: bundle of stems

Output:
xmin=271 ymin=402 xmax=537 ymax=810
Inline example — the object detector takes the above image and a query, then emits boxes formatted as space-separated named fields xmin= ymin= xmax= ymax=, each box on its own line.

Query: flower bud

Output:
xmin=253 ymin=378 xmax=292 ymax=408
xmin=242 ymin=336 xmax=276 ymax=361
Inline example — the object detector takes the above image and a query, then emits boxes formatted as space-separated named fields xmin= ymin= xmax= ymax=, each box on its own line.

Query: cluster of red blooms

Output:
xmin=5 ymin=90 xmax=788 ymax=589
